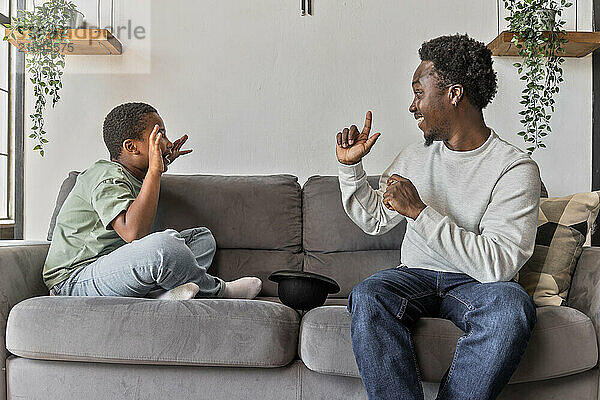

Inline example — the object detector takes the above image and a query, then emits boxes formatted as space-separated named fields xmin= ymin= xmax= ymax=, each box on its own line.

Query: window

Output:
xmin=0 ymin=0 xmax=11 ymax=238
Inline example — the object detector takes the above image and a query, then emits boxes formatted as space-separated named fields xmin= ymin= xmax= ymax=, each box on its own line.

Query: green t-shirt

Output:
xmin=43 ymin=159 xmax=143 ymax=289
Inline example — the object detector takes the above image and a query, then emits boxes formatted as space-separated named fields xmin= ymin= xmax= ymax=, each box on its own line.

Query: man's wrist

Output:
xmin=410 ymin=204 xmax=427 ymax=220
xmin=338 ymin=159 xmax=366 ymax=183
xmin=339 ymin=159 xmax=362 ymax=166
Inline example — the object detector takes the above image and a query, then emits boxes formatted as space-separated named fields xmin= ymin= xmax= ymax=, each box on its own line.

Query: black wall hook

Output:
xmin=301 ymin=0 xmax=312 ymax=16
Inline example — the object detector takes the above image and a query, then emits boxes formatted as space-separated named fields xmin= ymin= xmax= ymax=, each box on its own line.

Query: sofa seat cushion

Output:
xmin=298 ymin=305 xmax=598 ymax=384
xmin=256 ymin=296 xmax=349 ymax=306
xmin=7 ymin=296 xmax=300 ymax=368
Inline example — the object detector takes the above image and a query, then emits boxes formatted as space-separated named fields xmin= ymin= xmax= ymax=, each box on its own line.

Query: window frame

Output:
xmin=0 ymin=0 xmax=12 ymax=229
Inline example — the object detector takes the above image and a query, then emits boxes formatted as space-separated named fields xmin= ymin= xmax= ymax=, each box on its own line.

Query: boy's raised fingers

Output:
xmin=174 ymin=134 xmax=189 ymax=149
xmin=149 ymin=124 xmax=159 ymax=141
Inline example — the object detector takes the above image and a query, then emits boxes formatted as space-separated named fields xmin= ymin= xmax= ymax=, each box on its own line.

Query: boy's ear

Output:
xmin=122 ymin=139 xmax=140 ymax=155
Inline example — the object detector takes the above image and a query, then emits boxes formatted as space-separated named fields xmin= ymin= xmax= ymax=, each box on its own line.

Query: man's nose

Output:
xmin=409 ymin=102 xmax=417 ymax=113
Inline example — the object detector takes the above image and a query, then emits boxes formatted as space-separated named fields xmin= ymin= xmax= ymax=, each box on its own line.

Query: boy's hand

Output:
xmin=148 ymin=124 xmax=164 ymax=175
xmin=168 ymin=134 xmax=193 ymax=164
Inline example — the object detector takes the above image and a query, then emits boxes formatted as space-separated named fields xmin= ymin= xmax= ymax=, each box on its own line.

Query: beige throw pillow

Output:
xmin=518 ymin=191 xmax=600 ymax=307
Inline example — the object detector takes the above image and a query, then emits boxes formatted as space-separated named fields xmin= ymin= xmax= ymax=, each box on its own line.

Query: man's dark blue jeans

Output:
xmin=346 ymin=264 xmax=537 ymax=400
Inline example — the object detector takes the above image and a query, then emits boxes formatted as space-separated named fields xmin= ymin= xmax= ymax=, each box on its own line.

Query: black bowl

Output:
xmin=268 ymin=270 xmax=340 ymax=311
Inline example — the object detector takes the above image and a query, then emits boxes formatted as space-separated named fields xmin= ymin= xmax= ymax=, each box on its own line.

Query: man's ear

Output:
xmin=122 ymin=139 xmax=140 ymax=155
xmin=448 ymin=84 xmax=464 ymax=106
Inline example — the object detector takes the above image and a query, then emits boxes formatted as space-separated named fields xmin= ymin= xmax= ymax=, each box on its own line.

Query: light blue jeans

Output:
xmin=50 ymin=227 xmax=226 ymax=298
xmin=347 ymin=264 xmax=537 ymax=400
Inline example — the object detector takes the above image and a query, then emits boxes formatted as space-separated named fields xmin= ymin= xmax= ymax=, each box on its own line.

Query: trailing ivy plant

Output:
xmin=504 ymin=0 xmax=572 ymax=155
xmin=4 ymin=0 xmax=77 ymax=156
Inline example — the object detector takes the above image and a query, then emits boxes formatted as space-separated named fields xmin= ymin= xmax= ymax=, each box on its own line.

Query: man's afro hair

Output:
xmin=418 ymin=33 xmax=497 ymax=109
xmin=103 ymin=102 xmax=158 ymax=160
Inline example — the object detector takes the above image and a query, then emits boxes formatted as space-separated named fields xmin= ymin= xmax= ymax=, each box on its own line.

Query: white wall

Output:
xmin=22 ymin=0 xmax=593 ymax=239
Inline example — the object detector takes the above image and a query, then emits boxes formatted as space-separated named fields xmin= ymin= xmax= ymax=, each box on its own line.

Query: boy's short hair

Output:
xmin=103 ymin=102 xmax=158 ymax=160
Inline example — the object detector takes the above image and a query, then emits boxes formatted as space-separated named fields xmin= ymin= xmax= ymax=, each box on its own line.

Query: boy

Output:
xmin=43 ymin=102 xmax=262 ymax=300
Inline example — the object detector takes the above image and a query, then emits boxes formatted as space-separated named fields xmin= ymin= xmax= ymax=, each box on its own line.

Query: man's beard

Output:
xmin=423 ymin=127 xmax=446 ymax=147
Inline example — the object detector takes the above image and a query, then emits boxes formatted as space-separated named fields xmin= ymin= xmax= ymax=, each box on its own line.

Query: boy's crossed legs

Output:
xmin=50 ymin=227 xmax=262 ymax=300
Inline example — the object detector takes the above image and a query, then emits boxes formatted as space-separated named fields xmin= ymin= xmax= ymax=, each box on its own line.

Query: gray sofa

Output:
xmin=1 ymin=173 xmax=599 ymax=400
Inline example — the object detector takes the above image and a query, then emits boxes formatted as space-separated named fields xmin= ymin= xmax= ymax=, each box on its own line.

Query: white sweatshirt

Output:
xmin=338 ymin=129 xmax=541 ymax=283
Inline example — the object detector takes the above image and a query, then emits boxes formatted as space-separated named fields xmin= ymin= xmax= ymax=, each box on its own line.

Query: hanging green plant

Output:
xmin=4 ymin=0 xmax=79 ymax=156
xmin=503 ymin=0 xmax=572 ymax=155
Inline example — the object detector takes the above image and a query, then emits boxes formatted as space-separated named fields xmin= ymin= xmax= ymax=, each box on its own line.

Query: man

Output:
xmin=336 ymin=34 xmax=540 ymax=400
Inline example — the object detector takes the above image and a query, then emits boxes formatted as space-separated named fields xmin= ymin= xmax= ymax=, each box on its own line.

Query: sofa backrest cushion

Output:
xmin=302 ymin=176 xmax=406 ymax=252
xmin=47 ymin=171 xmax=79 ymax=241
xmin=212 ymin=249 xmax=302 ymax=297
xmin=152 ymin=174 xmax=302 ymax=251
xmin=49 ymin=172 xmax=302 ymax=252
xmin=47 ymin=173 xmax=303 ymax=296
xmin=302 ymin=176 xmax=406 ymax=297
xmin=152 ymin=174 xmax=303 ymax=296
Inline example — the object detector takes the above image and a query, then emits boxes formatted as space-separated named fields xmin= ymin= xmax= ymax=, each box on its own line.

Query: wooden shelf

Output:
xmin=5 ymin=28 xmax=122 ymax=55
xmin=488 ymin=30 xmax=600 ymax=58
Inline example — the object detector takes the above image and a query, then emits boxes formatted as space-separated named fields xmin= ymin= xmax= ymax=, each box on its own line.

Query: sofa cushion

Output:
xmin=154 ymin=174 xmax=302 ymax=251
xmin=302 ymin=176 xmax=405 ymax=298
xmin=212 ymin=249 xmax=302 ymax=297
xmin=302 ymin=176 xmax=406 ymax=252
xmin=47 ymin=171 xmax=79 ymax=241
xmin=256 ymin=296 xmax=348 ymax=307
xmin=6 ymin=296 xmax=300 ymax=368
xmin=48 ymin=173 xmax=303 ymax=252
xmin=304 ymin=250 xmax=400 ymax=298
xmin=298 ymin=305 xmax=598 ymax=384
xmin=518 ymin=191 xmax=600 ymax=307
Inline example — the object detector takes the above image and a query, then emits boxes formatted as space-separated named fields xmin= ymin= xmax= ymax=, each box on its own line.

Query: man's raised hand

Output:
xmin=336 ymin=111 xmax=382 ymax=165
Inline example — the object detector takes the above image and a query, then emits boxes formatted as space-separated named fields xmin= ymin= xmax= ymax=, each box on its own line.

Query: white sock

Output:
xmin=155 ymin=282 xmax=200 ymax=300
xmin=223 ymin=277 xmax=262 ymax=299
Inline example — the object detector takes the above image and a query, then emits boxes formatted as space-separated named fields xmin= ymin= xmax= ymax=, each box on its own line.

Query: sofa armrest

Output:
xmin=0 ymin=241 xmax=49 ymax=400
xmin=567 ymin=246 xmax=600 ymax=355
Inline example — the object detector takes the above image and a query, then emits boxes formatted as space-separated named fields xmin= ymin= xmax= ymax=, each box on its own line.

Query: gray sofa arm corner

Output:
xmin=0 ymin=241 xmax=50 ymax=400
xmin=568 ymin=246 xmax=600 ymax=355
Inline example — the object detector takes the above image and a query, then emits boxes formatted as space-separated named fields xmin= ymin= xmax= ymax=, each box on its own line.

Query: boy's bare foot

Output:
xmin=223 ymin=277 xmax=262 ymax=299
xmin=155 ymin=282 xmax=200 ymax=300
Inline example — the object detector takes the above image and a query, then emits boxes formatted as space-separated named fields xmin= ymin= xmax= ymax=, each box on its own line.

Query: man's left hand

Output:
xmin=383 ymin=174 xmax=427 ymax=220
xmin=167 ymin=134 xmax=193 ymax=164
